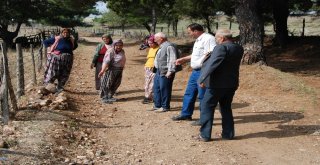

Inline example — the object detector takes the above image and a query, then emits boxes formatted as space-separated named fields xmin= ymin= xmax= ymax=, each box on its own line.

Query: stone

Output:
xmin=45 ymin=83 xmax=57 ymax=93
xmin=3 ymin=125 xmax=15 ymax=136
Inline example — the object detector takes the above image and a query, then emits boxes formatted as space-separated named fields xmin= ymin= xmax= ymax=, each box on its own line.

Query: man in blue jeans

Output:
xmin=151 ymin=32 xmax=181 ymax=112
xmin=196 ymin=29 xmax=243 ymax=142
xmin=171 ymin=23 xmax=216 ymax=125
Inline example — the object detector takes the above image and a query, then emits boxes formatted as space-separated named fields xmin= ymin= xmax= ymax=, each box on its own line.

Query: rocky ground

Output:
xmin=1 ymin=35 xmax=319 ymax=165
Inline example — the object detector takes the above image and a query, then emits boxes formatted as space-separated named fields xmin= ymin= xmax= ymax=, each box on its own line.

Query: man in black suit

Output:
xmin=196 ymin=29 xmax=244 ymax=142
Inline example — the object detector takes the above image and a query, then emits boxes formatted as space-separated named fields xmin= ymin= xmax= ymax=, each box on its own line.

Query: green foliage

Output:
xmin=40 ymin=0 xmax=98 ymax=27
xmin=0 ymin=0 xmax=97 ymax=28
xmin=289 ymin=0 xmax=313 ymax=11
xmin=95 ymin=10 xmax=126 ymax=27
xmin=0 ymin=0 xmax=47 ymax=25
xmin=103 ymin=0 xmax=176 ymax=31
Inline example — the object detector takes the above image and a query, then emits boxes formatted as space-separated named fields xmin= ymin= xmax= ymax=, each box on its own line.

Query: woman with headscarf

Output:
xmin=43 ymin=28 xmax=78 ymax=93
xmin=91 ymin=34 xmax=113 ymax=91
xmin=142 ymin=35 xmax=159 ymax=104
xmin=98 ymin=39 xmax=126 ymax=104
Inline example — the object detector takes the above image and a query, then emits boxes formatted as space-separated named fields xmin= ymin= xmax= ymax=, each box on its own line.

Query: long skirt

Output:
xmin=100 ymin=68 xmax=123 ymax=99
xmin=44 ymin=53 xmax=73 ymax=89
xmin=144 ymin=67 xmax=155 ymax=99
xmin=95 ymin=62 xmax=103 ymax=90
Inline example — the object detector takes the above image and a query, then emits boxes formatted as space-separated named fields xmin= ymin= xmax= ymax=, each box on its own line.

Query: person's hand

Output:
xmin=98 ymin=71 xmax=104 ymax=78
xmin=90 ymin=63 xmax=95 ymax=69
xmin=165 ymin=71 xmax=173 ymax=78
xmin=175 ymin=58 xmax=183 ymax=65
xmin=199 ymin=83 xmax=206 ymax=88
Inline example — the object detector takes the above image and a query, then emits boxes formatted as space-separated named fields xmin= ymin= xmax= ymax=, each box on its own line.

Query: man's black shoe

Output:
xmin=221 ymin=132 xmax=234 ymax=140
xmin=171 ymin=115 xmax=192 ymax=121
xmin=191 ymin=120 xmax=201 ymax=126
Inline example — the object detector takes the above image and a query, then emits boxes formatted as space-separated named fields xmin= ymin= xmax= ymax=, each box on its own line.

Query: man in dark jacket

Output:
xmin=196 ymin=29 xmax=244 ymax=142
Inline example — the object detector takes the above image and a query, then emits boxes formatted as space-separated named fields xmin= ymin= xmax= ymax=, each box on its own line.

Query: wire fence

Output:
xmin=0 ymin=29 xmax=60 ymax=125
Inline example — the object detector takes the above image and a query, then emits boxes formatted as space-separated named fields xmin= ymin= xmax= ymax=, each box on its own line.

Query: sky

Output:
xmin=95 ymin=1 xmax=108 ymax=13
xmin=85 ymin=1 xmax=107 ymax=20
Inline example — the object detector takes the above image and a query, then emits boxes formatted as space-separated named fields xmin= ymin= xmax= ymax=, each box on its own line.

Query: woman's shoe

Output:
xmin=142 ymin=97 xmax=150 ymax=104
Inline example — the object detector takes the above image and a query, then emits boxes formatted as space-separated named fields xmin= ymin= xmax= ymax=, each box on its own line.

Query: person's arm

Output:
xmin=98 ymin=62 xmax=109 ymax=78
xmin=175 ymin=55 xmax=191 ymax=65
xmin=198 ymin=45 xmax=226 ymax=86
xmin=198 ymin=36 xmax=217 ymax=65
xmin=91 ymin=44 xmax=102 ymax=69
xmin=203 ymin=36 xmax=216 ymax=54
xmin=73 ymin=40 xmax=78 ymax=50
xmin=166 ymin=45 xmax=178 ymax=78
xmin=98 ymin=49 xmax=112 ymax=77
xmin=43 ymin=37 xmax=55 ymax=47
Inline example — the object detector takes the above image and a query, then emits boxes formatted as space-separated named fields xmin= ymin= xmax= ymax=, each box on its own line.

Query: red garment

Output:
xmin=97 ymin=45 xmax=108 ymax=62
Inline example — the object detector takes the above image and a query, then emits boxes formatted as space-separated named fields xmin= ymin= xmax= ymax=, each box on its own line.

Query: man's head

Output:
xmin=215 ymin=29 xmax=232 ymax=44
xmin=187 ymin=23 xmax=204 ymax=39
xmin=154 ymin=32 xmax=167 ymax=45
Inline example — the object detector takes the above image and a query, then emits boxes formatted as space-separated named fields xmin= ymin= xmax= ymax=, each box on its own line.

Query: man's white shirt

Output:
xmin=190 ymin=33 xmax=216 ymax=69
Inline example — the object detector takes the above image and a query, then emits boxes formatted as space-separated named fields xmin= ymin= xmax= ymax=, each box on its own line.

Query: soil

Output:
xmin=1 ymin=35 xmax=320 ymax=165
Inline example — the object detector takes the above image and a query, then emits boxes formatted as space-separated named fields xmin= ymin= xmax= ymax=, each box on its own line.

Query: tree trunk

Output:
xmin=143 ymin=22 xmax=151 ymax=34
xmin=272 ymin=0 xmax=289 ymax=48
xmin=0 ymin=23 xmax=22 ymax=47
xmin=172 ymin=19 xmax=178 ymax=37
xmin=167 ymin=22 xmax=171 ymax=35
xmin=235 ymin=0 xmax=266 ymax=65
xmin=204 ymin=15 xmax=212 ymax=34
xmin=121 ymin=24 xmax=125 ymax=32
xmin=151 ymin=7 xmax=157 ymax=34
xmin=1 ymin=42 xmax=18 ymax=119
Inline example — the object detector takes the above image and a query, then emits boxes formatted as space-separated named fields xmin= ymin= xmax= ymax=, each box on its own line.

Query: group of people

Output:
xmin=141 ymin=23 xmax=244 ymax=142
xmin=43 ymin=23 xmax=244 ymax=142
xmin=88 ymin=34 xmax=126 ymax=104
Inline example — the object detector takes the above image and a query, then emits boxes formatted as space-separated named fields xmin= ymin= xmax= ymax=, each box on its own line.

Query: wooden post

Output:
xmin=38 ymin=32 xmax=45 ymax=72
xmin=30 ymin=44 xmax=37 ymax=84
xmin=16 ymin=43 xmax=25 ymax=98
xmin=301 ymin=18 xmax=305 ymax=37
xmin=1 ymin=42 xmax=18 ymax=120
xmin=0 ymin=43 xmax=9 ymax=125
xmin=229 ymin=21 xmax=232 ymax=30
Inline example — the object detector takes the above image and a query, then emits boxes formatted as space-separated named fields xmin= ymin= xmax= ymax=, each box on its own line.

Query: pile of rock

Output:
xmin=25 ymin=83 xmax=69 ymax=110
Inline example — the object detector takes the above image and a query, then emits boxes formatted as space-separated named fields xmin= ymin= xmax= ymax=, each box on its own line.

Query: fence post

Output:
xmin=1 ymin=42 xmax=18 ymax=122
xmin=0 ymin=43 xmax=9 ymax=125
xmin=16 ymin=43 xmax=25 ymax=98
xmin=38 ymin=32 xmax=45 ymax=72
xmin=301 ymin=18 xmax=305 ymax=37
xmin=30 ymin=44 xmax=37 ymax=84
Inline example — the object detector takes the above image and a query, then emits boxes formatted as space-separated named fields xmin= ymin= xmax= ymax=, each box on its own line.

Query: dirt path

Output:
xmin=58 ymin=36 xmax=319 ymax=164
xmin=4 ymin=36 xmax=320 ymax=164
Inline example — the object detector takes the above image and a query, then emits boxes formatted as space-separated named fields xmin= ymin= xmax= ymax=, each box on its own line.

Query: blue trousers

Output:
xmin=180 ymin=69 xmax=206 ymax=117
xmin=153 ymin=71 xmax=175 ymax=109
xmin=200 ymin=88 xmax=236 ymax=140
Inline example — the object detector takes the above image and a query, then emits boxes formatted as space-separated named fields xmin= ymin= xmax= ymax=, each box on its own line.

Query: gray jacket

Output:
xmin=154 ymin=41 xmax=182 ymax=76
